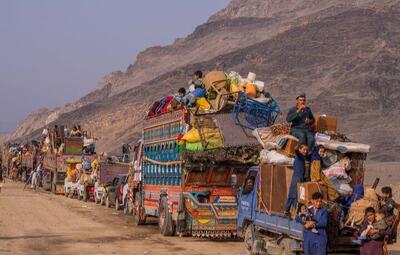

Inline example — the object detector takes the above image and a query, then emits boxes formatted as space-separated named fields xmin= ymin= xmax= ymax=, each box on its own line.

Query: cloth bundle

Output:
xmin=259 ymin=149 xmax=294 ymax=165
xmin=346 ymin=188 xmax=379 ymax=226
xmin=253 ymin=127 xmax=298 ymax=151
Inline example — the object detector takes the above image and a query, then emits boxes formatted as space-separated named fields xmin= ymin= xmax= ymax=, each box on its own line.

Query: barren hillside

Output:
xmin=9 ymin=0 xmax=400 ymax=160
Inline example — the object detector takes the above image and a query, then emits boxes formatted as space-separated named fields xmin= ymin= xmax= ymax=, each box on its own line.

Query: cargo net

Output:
xmin=232 ymin=92 xmax=281 ymax=130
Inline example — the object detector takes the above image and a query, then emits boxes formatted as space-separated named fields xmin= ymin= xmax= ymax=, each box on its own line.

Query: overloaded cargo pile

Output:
xmin=2 ymin=143 xmax=39 ymax=181
xmin=255 ymin=117 xmax=370 ymax=199
xmin=252 ymin=113 xmax=378 ymax=239
xmin=145 ymin=70 xmax=279 ymax=166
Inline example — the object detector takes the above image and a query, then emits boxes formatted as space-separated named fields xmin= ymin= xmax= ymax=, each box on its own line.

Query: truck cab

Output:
xmin=238 ymin=166 xmax=303 ymax=255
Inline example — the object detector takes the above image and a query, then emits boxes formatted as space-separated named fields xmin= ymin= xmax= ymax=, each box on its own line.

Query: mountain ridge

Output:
xmin=7 ymin=0 xmax=400 ymax=161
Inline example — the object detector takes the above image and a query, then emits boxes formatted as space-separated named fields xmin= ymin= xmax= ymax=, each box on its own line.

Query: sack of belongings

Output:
xmin=346 ymin=188 xmax=379 ymax=226
xmin=185 ymin=142 xmax=204 ymax=152
xmin=196 ymin=97 xmax=211 ymax=110
xmin=259 ymin=149 xmax=294 ymax=165
xmin=181 ymin=128 xmax=201 ymax=143
xmin=201 ymin=127 xmax=224 ymax=149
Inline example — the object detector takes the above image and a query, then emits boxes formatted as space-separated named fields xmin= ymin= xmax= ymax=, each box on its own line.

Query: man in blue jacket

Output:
xmin=286 ymin=93 xmax=315 ymax=150
xmin=303 ymin=192 xmax=329 ymax=255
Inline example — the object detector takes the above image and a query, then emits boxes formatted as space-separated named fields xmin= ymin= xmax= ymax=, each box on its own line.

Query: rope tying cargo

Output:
xmin=143 ymin=156 xmax=182 ymax=166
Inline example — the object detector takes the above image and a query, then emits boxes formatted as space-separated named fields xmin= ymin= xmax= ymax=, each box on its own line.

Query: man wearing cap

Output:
xmin=286 ymin=93 xmax=315 ymax=150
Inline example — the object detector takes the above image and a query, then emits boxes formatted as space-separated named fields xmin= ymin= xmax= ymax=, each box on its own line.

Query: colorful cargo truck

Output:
xmin=43 ymin=137 xmax=84 ymax=193
xmin=133 ymin=108 xmax=261 ymax=238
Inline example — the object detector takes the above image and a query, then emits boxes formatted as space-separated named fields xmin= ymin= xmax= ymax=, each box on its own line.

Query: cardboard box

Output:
xmin=314 ymin=114 xmax=337 ymax=134
xmin=297 ymin=182 xmax=328 ymax=205
xmin=277 ymin=138 xmax=298 ymax=157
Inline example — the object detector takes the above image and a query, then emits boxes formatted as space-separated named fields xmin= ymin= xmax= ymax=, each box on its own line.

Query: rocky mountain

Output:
xmin=9 ymin=0 xmax=400 ymax=161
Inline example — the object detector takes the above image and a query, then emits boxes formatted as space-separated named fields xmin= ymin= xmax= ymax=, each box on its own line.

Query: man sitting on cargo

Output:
xmin=188 ymin=70 xmax=203 ymax=88
xmin=286 ymin=93 xmax=315 ymax=151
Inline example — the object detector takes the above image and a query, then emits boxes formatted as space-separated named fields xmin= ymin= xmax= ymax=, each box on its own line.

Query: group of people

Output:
xmin=70 ymin=125 xmax=83 ymax=137
xmin=282 ymin=92 xmax=399 ymax=255
xmin=173 ymin=70 xmax=206 ymax=108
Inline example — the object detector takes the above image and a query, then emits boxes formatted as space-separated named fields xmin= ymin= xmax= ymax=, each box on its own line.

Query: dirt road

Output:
xmin=1 ymin=163 xmax=400 ymax=255
xmin=0 ymin=182 xmax=244 ymax=255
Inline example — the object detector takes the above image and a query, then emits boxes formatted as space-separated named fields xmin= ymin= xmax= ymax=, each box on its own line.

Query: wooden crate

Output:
xmin=258 ymin=163 xmax=293 ymax=214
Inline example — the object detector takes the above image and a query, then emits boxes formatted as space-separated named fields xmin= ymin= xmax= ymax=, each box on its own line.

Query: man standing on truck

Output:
xmin=286 ymin=93 xmax=315 ymax=151
xmin=302 ymin=192 xmax=328 ymax=255
xmin=122 ymin=143 xmax=131 ymax=163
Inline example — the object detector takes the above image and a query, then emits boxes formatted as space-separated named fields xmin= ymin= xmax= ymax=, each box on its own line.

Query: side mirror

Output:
xmin=231 ymin=174 xmax=237 ymax=186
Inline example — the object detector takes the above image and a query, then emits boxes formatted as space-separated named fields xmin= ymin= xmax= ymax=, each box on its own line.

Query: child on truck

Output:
xmin=353 ymin=209 xmax=387 ymax=245
xmin=298 ymin=203 xmax=318 ymax=234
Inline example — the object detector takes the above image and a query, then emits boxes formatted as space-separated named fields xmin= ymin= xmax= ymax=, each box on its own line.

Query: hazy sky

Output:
xmin=0 ymin=0 xmax=229 ymax=132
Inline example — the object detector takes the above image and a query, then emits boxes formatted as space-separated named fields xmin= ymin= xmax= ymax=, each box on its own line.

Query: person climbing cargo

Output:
xmin=284 ymin=144 xmax=308 ymax=215
xmin=310 ymin=145 xmax=339 ymax=200
xmin=286 ymin=93 xmax=315 ymax=150
xmin=122 ymin=143 xmax=131 ymax=163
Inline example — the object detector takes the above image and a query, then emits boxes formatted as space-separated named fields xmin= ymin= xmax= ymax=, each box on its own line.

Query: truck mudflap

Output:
xmin=182 ymin=192 xmax=238 ymax=238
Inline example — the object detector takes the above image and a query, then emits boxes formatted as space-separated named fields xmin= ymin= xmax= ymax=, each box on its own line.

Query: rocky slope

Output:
xmin=9 ymin=0 xmax=400 ymax=160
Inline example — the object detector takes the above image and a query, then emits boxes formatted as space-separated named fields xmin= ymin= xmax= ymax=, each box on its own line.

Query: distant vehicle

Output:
xmin=43 ymin=136 xmax=84 ymax=194
xmin=105 ymin=174 xmax=128 ymax=210
xmin=94 ymin=162 xmax=130 ymax=205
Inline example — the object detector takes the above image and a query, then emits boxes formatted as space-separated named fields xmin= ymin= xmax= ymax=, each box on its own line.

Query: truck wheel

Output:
xmin=158 ymin=197 xmax=175 ymax=236
xmin=115 ymin=198 xmax=120 ymax=210
xmin=244 ymin=224 xmax=255 ymax=254
xmin=279 ymin=238 xmax=297 ymax=255
xmin=95 ymin=194 xmax=100 ymax=204
xmin=51 ymin=174 xmax=56 ymax=194
xmin=123 ymin=199 xmax=130 ymax=215
xmin=105 ymin=196 xmax=111 ymax=208
xmin=134 ymin=192 xmax=146 ymax=225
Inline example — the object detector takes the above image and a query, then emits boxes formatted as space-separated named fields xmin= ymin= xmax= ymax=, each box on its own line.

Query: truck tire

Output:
xmin=51 ymin=174 xmax=56 ymax=194
xmin=123 ymin=198 xmax=131 ymax=215
xmin=105 ymin=195 xmax=111 ymax=208
xmin=244 ymin=223 xmax=255 ymax=254
xmin=115 ymin=198 xmax=120 ymax=210
xmin=158 ymin=197 xmax=175 ymax=236
xmin=279 ymin=238 xmax=297 ymax=255
xmin=95 ymin=194 xmax=100 ymax=204
xmin=134 ymin=192 xmax=146 ymax=225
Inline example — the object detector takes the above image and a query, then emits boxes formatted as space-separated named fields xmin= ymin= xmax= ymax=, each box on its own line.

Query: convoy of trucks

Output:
xmin=1 ymin=90 xmax=396 ymax=255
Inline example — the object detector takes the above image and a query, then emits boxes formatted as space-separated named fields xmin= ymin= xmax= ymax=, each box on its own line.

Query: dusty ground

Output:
xmin=0 ymin=162 xmax=399 ymax=255
xmin=0 ymin=182 xmax=243 ymax=255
